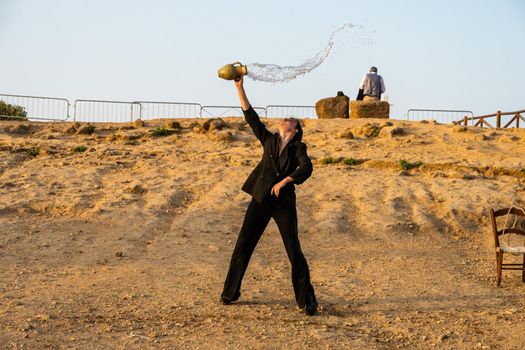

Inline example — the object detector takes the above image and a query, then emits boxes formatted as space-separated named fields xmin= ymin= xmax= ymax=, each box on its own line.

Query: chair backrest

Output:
xmin=490 ymin=207 xmax=525 ymax=249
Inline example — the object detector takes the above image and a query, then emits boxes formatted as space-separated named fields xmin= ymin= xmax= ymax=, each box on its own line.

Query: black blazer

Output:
xmin=241 ymin=106 xmax=313 ymax=203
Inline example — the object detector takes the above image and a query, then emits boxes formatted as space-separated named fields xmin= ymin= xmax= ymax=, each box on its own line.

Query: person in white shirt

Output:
xmin=357 ymin=66 xmax=385 ymax=101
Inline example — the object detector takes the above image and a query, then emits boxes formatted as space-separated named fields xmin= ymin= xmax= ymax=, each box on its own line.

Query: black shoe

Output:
xmin=221 ymin=291 xmax=241 ymax=305
xmin=304 ymin=293 xmax=318 ymax=316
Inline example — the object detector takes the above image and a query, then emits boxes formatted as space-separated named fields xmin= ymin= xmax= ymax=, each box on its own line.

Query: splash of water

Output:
xmin=246 ymin=23 xmax=371 ymax=83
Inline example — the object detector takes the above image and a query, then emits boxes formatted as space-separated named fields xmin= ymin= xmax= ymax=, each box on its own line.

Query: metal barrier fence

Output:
xmin=0 ymin=93 xmax=318 ymax=122
xmin=0 ymin=93 xmax=70 ymax=121
xmin=266 ymin=105 xmax=317 ymax=119
xmin=74 ymin=99 xmax=135 ymax=122
xmin=133 ymin=101 xmax=202 ymax=119
xmin=406 ymin=109 xmax=474 ymax=125
xmin=10 ymin=92 xmax=493 ymax=125
xmin=201 ymin=106 xmax=266 ymax=118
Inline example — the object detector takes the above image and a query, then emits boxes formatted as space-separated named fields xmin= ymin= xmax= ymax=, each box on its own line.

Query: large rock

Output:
xmin=202 ymin=118 xmax=226 ymax=131
xmin=350 ymin=100 xmax=390 ymax=119
xmin=315 ymin=95 xmax=350 ymax=119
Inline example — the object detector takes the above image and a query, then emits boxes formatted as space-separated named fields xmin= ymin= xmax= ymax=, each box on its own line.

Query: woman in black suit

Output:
xmin=221 ymin=75 xmax=318 ymax=316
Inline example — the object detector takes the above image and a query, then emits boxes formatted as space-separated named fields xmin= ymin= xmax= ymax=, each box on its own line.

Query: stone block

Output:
xmin=350 ymin=100 xmax=390 ymax=119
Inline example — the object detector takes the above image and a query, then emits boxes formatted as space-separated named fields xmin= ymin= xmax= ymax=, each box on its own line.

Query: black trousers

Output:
xmin=221 ymin=192 xmax=316 ymax=308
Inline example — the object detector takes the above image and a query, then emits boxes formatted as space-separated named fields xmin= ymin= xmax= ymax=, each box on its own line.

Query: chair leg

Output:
xmin=496 ymin=251 xmax=503 ymax=287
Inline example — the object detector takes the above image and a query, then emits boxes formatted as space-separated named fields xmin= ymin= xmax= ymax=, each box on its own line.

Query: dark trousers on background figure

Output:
xmin=221 ymin=193 xmax=316 ymax=308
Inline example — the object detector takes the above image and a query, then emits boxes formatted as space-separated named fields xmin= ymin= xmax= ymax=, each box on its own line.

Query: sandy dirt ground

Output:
xmin=1 ymin=116 xmax=525 ymax=349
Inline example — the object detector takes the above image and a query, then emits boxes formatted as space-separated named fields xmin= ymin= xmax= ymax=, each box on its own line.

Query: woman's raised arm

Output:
xmin=235 ymin=76 xmax=270 ymax=144
xmin=235 ymin=76 xmax=250 ymax=111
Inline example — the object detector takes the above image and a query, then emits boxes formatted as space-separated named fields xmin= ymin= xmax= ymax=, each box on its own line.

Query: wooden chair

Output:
xmin=490 ymin=207 xmax=525 ymax=287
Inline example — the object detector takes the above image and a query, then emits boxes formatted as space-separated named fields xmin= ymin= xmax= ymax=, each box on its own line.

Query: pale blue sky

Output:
xmin=0 ymin=0 xmax=524 ymax=117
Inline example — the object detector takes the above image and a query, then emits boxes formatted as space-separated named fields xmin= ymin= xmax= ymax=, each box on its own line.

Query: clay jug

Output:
xmin=218 ymin=62 xmax=248 ymax=80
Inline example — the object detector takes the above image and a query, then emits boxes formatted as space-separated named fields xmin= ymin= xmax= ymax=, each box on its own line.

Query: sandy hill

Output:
xmin=1 ymin=117 xmax=525 ymax=349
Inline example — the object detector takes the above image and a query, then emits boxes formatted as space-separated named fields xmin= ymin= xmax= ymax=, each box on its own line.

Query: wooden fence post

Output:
xmin=463 ymin=116 xmax=468 ymax=126
xmin=496 ymin=111 xmax=501 ymax=128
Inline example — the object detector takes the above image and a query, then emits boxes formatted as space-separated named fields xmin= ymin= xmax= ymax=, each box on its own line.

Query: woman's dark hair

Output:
xmin=292 ymin=118 xmax=303 ymax=142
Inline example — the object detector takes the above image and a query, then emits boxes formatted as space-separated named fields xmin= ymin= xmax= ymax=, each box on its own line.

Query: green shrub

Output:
xmin=320 ymin=157 xmax=334 ymax=165
xmin=400 ymin=159 xmax=423 ymax=170
xmin=84 ymin=124 xmax=96 ymax=134
xmin=72 ymin=145 xmax=88 ymax=153
xmin=26 ymin=147 xmax=40 ymax=158
xmin=153 ymin=127 xmax=170 ymax=136
xmin=371 ymin=128 xmax=381 ymax=137
xmin=344 ymin=158 xmax=359 ymax=166
xmin=0 ymin=100 xmax=28 ymax=120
